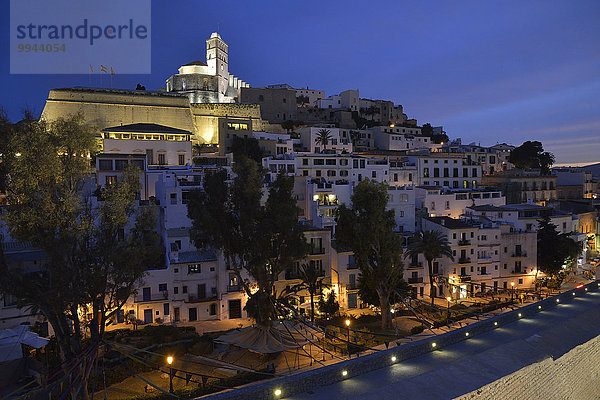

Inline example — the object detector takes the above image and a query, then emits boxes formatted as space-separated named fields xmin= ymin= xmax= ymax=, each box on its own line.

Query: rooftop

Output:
xmin=425 ymin=216 xmax=475 ymax=229
xmin=102 ymin=123 xmax=192 ymax=135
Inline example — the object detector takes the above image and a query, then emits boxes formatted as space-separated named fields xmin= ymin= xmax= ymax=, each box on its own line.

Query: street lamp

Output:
xmin=446 ymin=296 xmax=452 ymax=321
xmin=510 ymin=282 xmax=515 ymax=301
xmin=167 ymin=356 xmax=175 ymax=393
xmin=345 ymin=319 xmax=351 ymax=357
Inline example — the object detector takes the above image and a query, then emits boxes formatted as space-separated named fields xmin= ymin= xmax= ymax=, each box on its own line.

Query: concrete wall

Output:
xmin=201 ymin=281 xmax=600 ymax=400
xmin=456 ymin=333 xmax=600 ymax=400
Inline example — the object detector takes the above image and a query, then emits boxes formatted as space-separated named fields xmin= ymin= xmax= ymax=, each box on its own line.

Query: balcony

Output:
xmin=478 ymin=255 xmax=492 ymax=260
xmin=186 ymin=294 xmax=217 ymax=303
xmin=457 ymin=275 xmax=471 ymax=283
xmin=458 ymin=257 xmax=471 ymax=264
xmin=407 ymin=277 xmax=423 ymax=284
xmin=136 ymin=292 xmax=169 ymax=303
xmin=346 ymin=283 xmax=358 ymax=291
xmin=511 ymin=252 xmax=527 ymax=257
xmin=227 ymin=285 xmax=242 ymax=293
xmin=347 ymin=263 xmax=358 ymax=270
xmin=408 ymin=262 xmax=423 ymax=269
xmin=511 ymin=270 xmax=526 ymax=275
xmin=310 ymin=248 xmax=325 ymax=255
xmin=458 ymin=239 xmax=471 ymax=246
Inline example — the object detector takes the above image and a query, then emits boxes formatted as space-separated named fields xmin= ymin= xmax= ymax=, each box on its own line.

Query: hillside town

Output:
xmin=1 ymin=32 xmax=600 ymax=399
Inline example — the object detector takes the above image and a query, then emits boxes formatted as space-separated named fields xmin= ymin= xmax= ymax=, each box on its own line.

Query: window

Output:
xmin=182 ymin=286 xmax=188 ymax=294
xmin=115 ymin=159 xmax=128 ymax=171
xmin=98 ymin=159 xmax=113 ymax=171
xmin=314 ymin=159 xmax=325 ymax=165
xmin=326 ymin=159 xmax=336 ymax=165
xmin=178 ymin=154 xmax=185 ymax=166
xmin=302 ymin=158 xmax=309 ymax=165
xmin=310 ymin=238 xmax=323 ymax=254
xmin=409 ymin=173 xmax=413 ymax=181
xmin=105 ymin=176 xmax=117 ymax=186
xmin=210 ymin=303 xmax=217 ymax=315
xmin=170 ymin=193 xmax=177 ymax=205
xmin=158 ymin=283 xmax=167 ymax=292
xmin=188 ymin=264 xmax=201 ymax=274
xmin=423 ymin=168 xmax=429 ymax=178
xmin=174 ymin=287 xmax=179 ymax=294
xmin=434 ymin=168 xmax=439 ymax=178
xmin=372 ymin=171 xmax=376 ymax=178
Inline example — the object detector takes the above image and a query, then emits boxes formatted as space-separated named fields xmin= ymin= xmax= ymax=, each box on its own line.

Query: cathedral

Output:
xmin=165 ymin=32 xmax=250 ymax=103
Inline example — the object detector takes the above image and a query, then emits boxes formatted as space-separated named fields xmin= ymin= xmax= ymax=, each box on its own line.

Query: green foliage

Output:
xmin=509 ymin=141 xmax=555 ymax=174
xmin=318 ymin=291 xmax=339 ymax=319
xmin=405 ymin=230 xmax=454 ymax=304
xmin=230 ymin=136 xmax=263 ymax=163
xmin=537 ymin=216 xmax=582 ymax=276
xmin=284 ymin=262 xmax=328 ymax=321
xmin=314 ymin=129 xmax=332 ymax=152
xmin=0 ymin=114 xmax=160 ymax=376
xmin=335 ymin=180 xmax=404 ymax=329
xmin=188 ymin=157 xmax=308 ymax=326
xmin=280 ymin=120 xmax=304 ymax=133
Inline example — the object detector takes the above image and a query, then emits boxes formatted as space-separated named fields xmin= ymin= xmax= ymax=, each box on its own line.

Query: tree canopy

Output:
xmin=509 ymin=141 xmax=555 ymax=174
xmin=335 ymin=179 xmax=404 ymax=329
xmin=0 ymin=114 xmax=161 ymax=398
xmin=537 ymin=216 xmax=582 ymax=277
xmin=405 ymin=230 xmax=454 ymax=304
xmin=188 ymin=156 xmax=308 ymax=326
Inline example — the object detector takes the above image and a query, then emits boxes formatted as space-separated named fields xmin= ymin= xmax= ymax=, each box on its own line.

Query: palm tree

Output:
xmin=284 ymin=262 xmax=327 ymax=322
xmin=405 ymin=230 xmax=454 ymax=305
xmin=315 ymin=129 xmax=332 ymax=153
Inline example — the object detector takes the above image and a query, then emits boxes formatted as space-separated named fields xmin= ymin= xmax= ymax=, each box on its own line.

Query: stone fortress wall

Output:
xmin=457 ymin=334 xmax=600 ymax=400
xmin=41 ymin=88 xmax=272 ymax=143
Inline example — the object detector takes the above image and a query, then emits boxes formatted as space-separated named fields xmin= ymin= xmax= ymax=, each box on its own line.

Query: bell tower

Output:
xmin=206 ymin=32 xmax=229 ymax=79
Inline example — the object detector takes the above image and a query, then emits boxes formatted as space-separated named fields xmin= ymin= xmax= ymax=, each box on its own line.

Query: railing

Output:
xmin=511 ymin=270 xmax=526 ymax=275
xmin=458 ymin=239 xmax=471 ymax=246
xmin=511 ymin=252 xmax=527 ymax=257
xmin=346 ymin=284 xmax=358 ymax=291
xmin=457 ymin=275 xmax=471 ymax=282
xmin=347 ymin=263 xmax=358 ymax=270
xmin=408 ymin=277 xmax=423 ymax=284
xmin=310 ymin=248 xmax=325 ymax=255
xmin=136 ymin=292 xmax=169 ymax=303
xmin=227 ymin=285 xmax=241 ymax=293
xmin=408 ymin=262 xmax=423 ymax=269
xmin=186 ymin=294 xmax=217 ymax=303
xmin=458 ymin=257 xmax=471 ymax=264
xmin=478 ymin=255 xmax=492 ymax=259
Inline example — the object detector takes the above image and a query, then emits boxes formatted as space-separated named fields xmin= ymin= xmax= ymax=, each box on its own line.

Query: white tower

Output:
xmin=206 ymin=32 xmax=229 ymax=99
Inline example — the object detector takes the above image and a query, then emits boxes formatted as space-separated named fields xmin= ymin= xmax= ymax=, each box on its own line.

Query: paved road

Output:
xmin=286 ymin=290 xmax=600 ymax=400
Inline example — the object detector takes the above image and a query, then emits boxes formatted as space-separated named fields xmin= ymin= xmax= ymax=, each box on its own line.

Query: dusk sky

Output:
xmin=1 ymin=0 xmax=599 ymax=165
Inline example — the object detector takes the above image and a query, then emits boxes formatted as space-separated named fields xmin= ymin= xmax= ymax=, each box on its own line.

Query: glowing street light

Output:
xmin=166 ymin=356 xmax=175 ymax=393
xmin=510 ymin=282 xmax=515 ymax=301
xmin=446 ymin=296 xmax=452 ymax=320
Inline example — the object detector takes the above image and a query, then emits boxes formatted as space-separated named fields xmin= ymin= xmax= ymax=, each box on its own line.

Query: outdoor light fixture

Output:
xmin=391 ymin=356 xmax=397 ymax=362
xmin=494 ymin=322 xmax=498 ymax=326
xmin=432 ymin=342 xmax=437 ymax=348
xmin=585 ymin=288 xmax=588 ymax=291
xmin=345 ymin=319 xmax=350 ymax=327
xmin=518 ymin=313 xmax=522 ymax=317
xmin=465 ymin=332 xmax=469 ymax=337
xmin=275 ymin=389 xmax=282 ymax=397
xmin=167 ymin=356 xmax=173 ymax=365
xmin=573 ymin=292 xmax=576 ymax=296
xmin=538 ymin=306 xmax=542 ymax=309
xmin=556 ymin=299 xmax=560 ymax=303
xmin=342 ymin=370 xmax=348 ymax=377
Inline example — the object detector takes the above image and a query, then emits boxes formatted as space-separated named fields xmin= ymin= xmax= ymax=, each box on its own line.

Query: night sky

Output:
xmin=1 ymin=0 xmax=599 ymax=165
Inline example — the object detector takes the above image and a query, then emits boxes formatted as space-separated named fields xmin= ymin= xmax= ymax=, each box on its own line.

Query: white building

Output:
xmin=166 ymin=32 xmax=250 ymax=103
xmin=406 ymin=151 xmax=483 ymax=189
xmin=369 ymin=125 xmax=435 ymax=152
xmin=416 ymin=186 xmax=506 ymax=218
xmin=298 ymin=127 xmax=353 ymax=154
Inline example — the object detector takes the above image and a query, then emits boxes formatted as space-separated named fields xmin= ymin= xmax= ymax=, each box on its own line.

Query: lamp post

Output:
xmin=167 ymin=356 xmax=175 ymax=393
xmin=345 ymin=319 xmax=351 ymax=357
xmin=510 ymin=282 xmax=515 ymax=301
xmin=446 ymin=296 xmax=452 ymax=321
